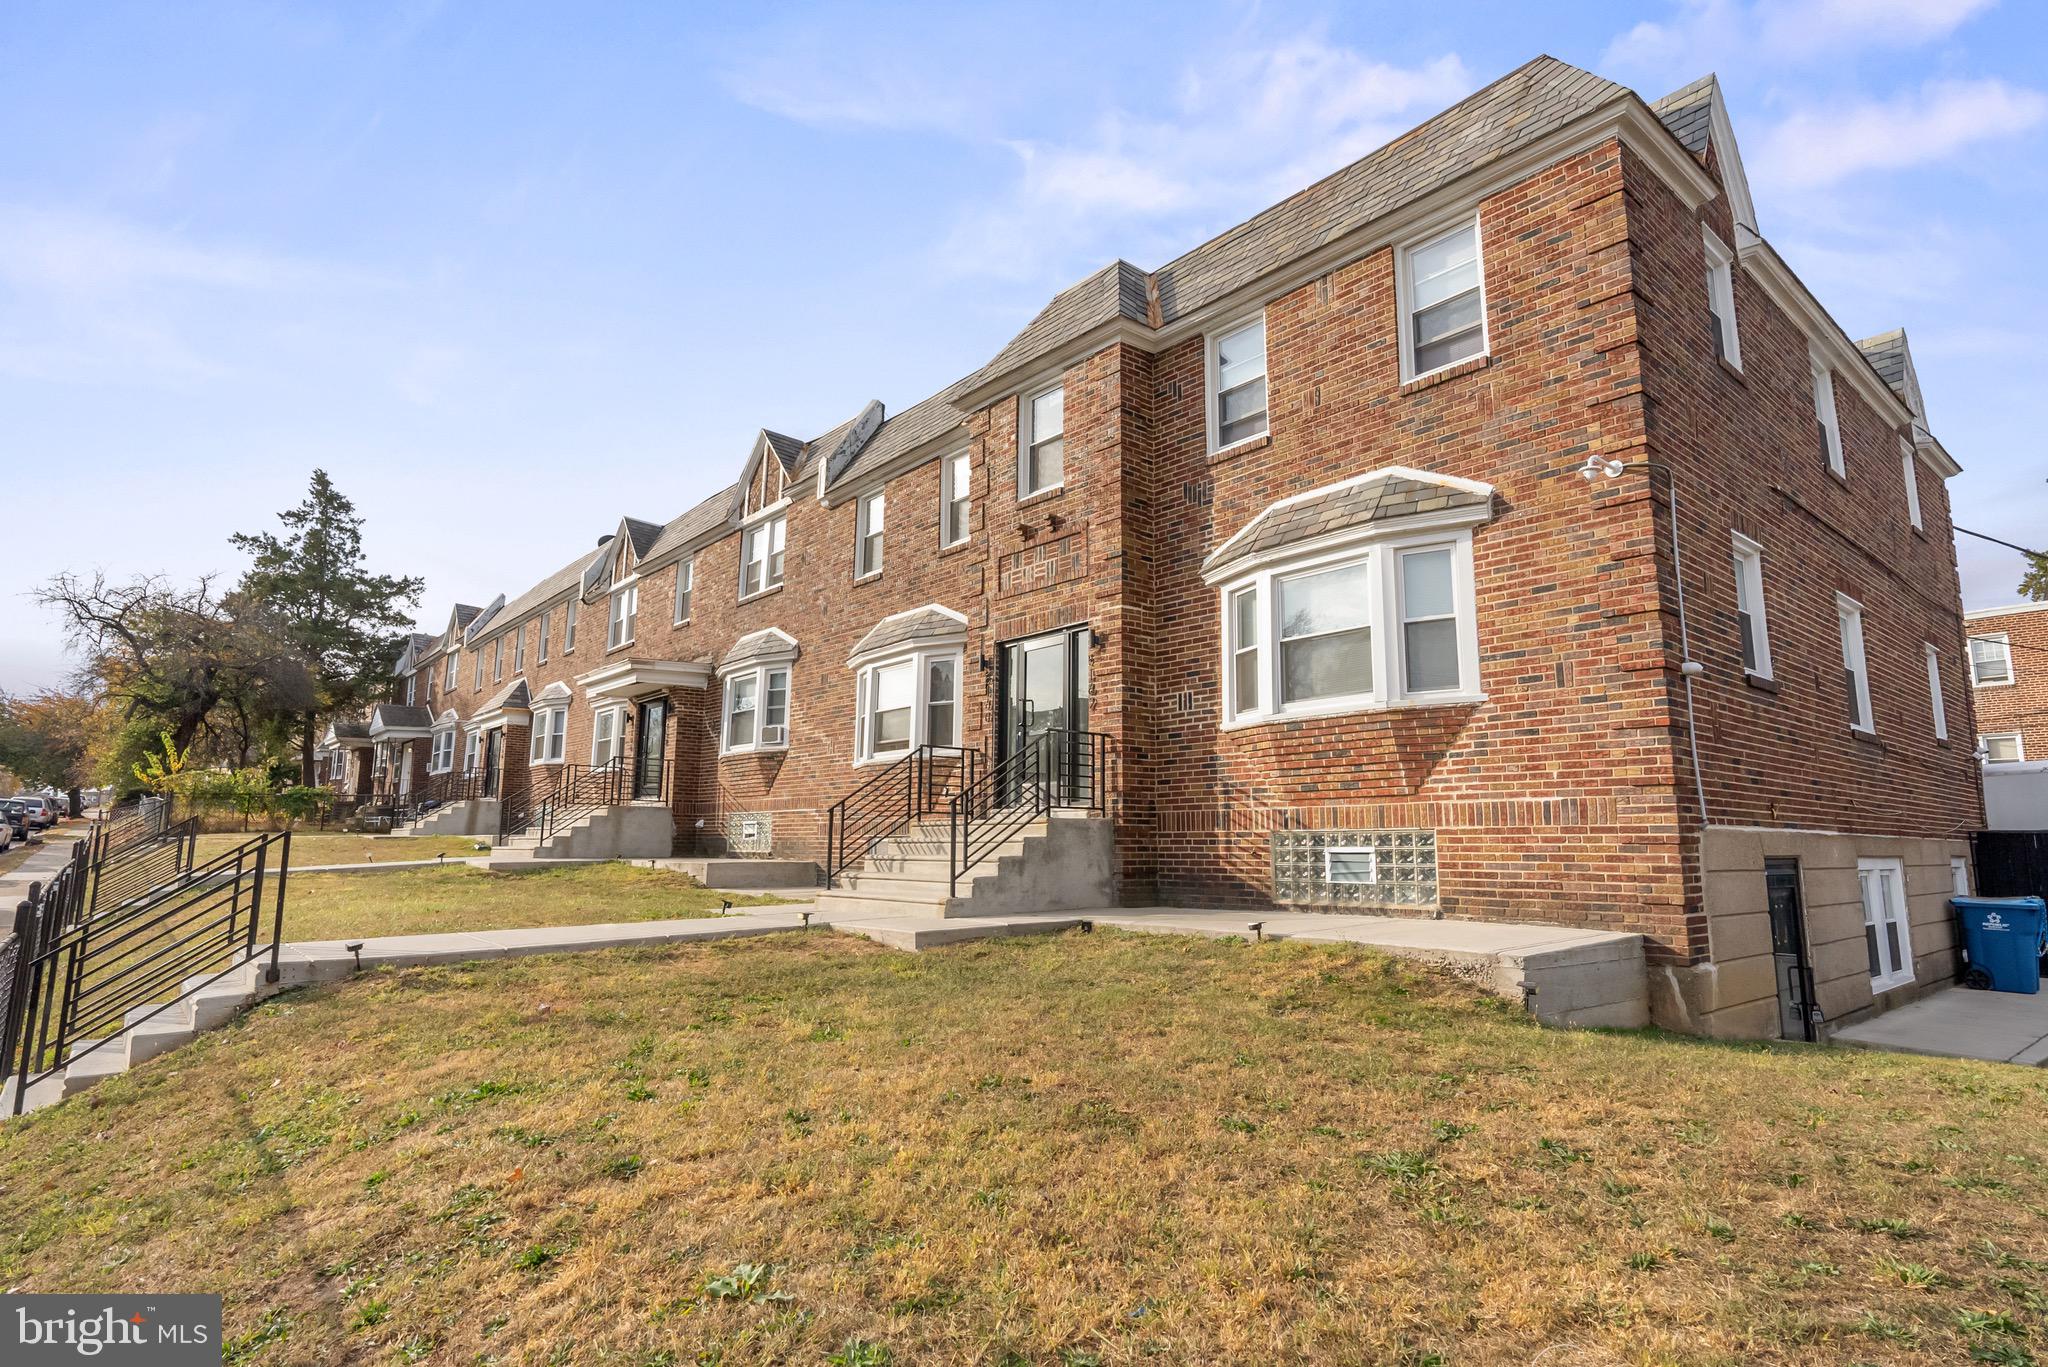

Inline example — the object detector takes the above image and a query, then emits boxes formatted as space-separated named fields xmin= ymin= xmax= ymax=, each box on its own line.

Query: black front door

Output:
xmin=482 ymin=730 xmax=502 ymax=799
xmin=634 ymin=698 xmax=667 ymax=800
xmin=1766 ymin=857 xmax=1816 ymax=1042
xmin=1000 ymin=627 xmax=1089 ymax=800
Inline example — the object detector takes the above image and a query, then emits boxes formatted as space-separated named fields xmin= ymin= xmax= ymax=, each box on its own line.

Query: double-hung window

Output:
xmin=1900 ymin=437 xmax=1922 ymax=530
xmin=445 ymin=651 xmax=458 ymax=690
xmin=722 ymin=666 xmax=791 ymax=753
xmin=1402 ymin=220 xmax=1486 ymax=378
xmin=1970 ymin=634 xmax=2013 ymax=687
xmin=1701 ymin=226 xmax=1740 ymax=368
xmin=514 ymin=626 xmax=526 ymax=675
xmin=856 ymin=491 xmax=885 ymax=578
xmin=1209 ymin=315 xmax=1269 ymax=451
xmin=1813 ymin=361 xmax=1844 ymax=477
xmin=674 ymin=559 xmax=693 ymax=623
xmin=1022 ymin=385 xmax=1064 ymax=497
xmin=607 ymin=582 xmax=637 ymax=650
xmin=473 ymin=647 xmax=484 ymax=690
xmin=852 ymin=651 xmax=960 ymax=762
xmin=463 ymin=730 xmax=480 ymax=773
xmin=529 ymin=707 xmax=566 ymax=764
xmin=1397 ymin=547 xmax=1460 ymax=692
xmin=1858 ymin=857 xmax=1913 ymax=991
xmin=1731 ymin=534 xmax=1772 ymax=678
xmin=492 ymin=637 xmax=504 ymax=682
xmin=564 ymin=599 xmax=578 ymax=652
xmin=538 ymin=611 xmax=549 ymax=664
xmin=942 ymin=451 xmax=971 ymax=547
xmin=1229 ymin=587 xmax=1260 ymax=719
xmin=741 ymin=514 xmax=786 ymax=598
xmin=591 ymin=707 xmax=620 ymax=767
xmin=404 ymin=673 xmax=416 ymax=706
xmin=1924 ymin=644 xmax=1948 ymax=741
xmin=1983 ymin=733 xmax=2026 ymax=764
xmin=430 ymin=728 xmax=455 ymax=774
xmin=1837 ymin=593 xmax=1873 ymax=733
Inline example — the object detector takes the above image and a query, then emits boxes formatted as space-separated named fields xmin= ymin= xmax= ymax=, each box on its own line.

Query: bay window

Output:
xmin=430 ymin=728 xmax=456 ymax=774
xmin=722 ymin=665 xmax=791 ymax=754
xmin=1401 ymin=219 xmax=1486 ymax=378
xmin=741 ymin=514 xmax=786 ymax=598
xmin=1209 ymin=314 xmax=1269 ymax=451
xmin=1220 ymin=531 xmax=1481 ymax=726
xmin=463 ymin=730 xmax=480 ymax=773
xmin=852 ymin=649 xmax=961 ymax=762
xmin=529 ymin=707 xmax=566 ymax=764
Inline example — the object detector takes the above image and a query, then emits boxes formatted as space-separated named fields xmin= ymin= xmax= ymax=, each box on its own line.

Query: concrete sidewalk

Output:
xmin=0 ymin=830 xmax=87 ymax=905
xmin=1831 ymin=985 xmax=2048 ymax=1065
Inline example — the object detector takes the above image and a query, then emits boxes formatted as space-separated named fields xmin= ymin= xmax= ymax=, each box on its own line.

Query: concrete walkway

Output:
xmin=0 ymin=830 xmax=87 ymax=905
xmin=1831 ymin=985 xmax=2048 ymax=1065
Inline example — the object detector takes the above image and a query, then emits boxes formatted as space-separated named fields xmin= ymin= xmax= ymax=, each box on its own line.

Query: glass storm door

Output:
xmin=634 ymin=698 xmax=667 ymax=800
xmin=1001 ymin=627 xmax=1089 ymax=801
xmin=1766 ymin=858 xmax=1816 ymax=1042
xmin=482 ymin=730 xmax=502 ymax=798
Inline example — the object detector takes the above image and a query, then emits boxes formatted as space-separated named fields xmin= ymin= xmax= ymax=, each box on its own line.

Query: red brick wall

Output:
xmin=1969 ymin=606 xmax=2048 ymax=759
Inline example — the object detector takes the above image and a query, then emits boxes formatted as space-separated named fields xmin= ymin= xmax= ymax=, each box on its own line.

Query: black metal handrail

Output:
xmin=824 ymin=744 xmax=980 ymax=888
xmin=88 ymin=818 xmax=199 ymax=919
xmin=947 ymin=729 xmax=1108 ymax=897
xmin=393 ymin=768 xmax=486 ymax=826
xmin=5 ymin=830 xmax=290 ymax=1114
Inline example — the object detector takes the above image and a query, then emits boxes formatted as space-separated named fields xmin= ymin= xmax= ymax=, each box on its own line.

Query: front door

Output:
xmin=1765 ymin=857 xmax=1816 ymax=1042
xmin=1000 ymin=627 xmax=1089 ymax=800
xmin=482 ymin=730 xmax=502 ymax=799
xmin=634 ymin=697 xmax=668 ymax=800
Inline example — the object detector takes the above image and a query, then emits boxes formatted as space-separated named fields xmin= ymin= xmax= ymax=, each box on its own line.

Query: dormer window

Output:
xmin=741 ymin=514 xmax=786 ymax=599
xmin=1702 ymin=226 xmax=1740 ymax=369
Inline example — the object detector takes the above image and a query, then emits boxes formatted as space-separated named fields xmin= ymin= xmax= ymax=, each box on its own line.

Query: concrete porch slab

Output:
xmin=1830 ymin=985 xmax=2048 ymax=1065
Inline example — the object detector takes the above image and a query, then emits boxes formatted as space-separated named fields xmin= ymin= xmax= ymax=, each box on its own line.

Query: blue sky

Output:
xmin=2 ymin=0 xmax=2043 ymax=691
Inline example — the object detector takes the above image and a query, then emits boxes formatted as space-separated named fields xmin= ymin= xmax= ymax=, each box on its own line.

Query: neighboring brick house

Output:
xmin=1966 ymin=602 xmax=2048 ymax=765
xmin=387 ymin=57 xmax=1981 ymax=1039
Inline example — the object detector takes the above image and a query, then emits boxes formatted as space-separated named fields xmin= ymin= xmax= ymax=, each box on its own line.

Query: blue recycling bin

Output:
xmin=1952 ymin=896 xmax=2048 ymax=994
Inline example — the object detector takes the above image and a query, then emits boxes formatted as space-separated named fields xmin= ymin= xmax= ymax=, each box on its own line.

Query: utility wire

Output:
xmin=1957 ymin=525 xmax=2043 ymax=558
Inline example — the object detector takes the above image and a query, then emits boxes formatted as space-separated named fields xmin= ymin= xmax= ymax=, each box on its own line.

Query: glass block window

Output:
xmin=725 ymin=811 xmax=773 ymax=854
xmin=1272 ymin=828 xmax=1437 ymax=908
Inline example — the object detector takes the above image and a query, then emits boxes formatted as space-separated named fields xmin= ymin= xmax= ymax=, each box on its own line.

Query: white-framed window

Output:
xmin=852 ymin=650 xmax=961 ymax=762
xmin=514 ymin=626 xmax=526 ymax=675
xmin=463 ymin=730 xmax=480 ymax=773
xmin=1702 ymin=226 xmax=1740 ymax=369
xmin=529 ymin=706 xmax=566 ymax=764
xmin=1731 ymin=533 xmax=1772 ymax=679
xmin=1208 ymin=314 xmax=1269 ymax=452
xmin=538 ymin=611 xmax=549 ymax=664
xmin=1400 ymin=218 xmax=1487 ymax=380
xmin=674 ymin=558 xmax=694 ymax=623
xmin=1970 ymin=633 xmax=2014 ymax=687
xmin=564 ymin=599 xmax=578 ymax=652
xmin=1858 ymin=856 xmax=1913 ymax=992
xmin=404 ymin=673 xmax=416 ymax=706
xmin=1900 ymin=437 xmax=1922 ymax=530
xmin=445 ymin=651 xmax=458 ymax=690
xmin=1813 ymin=360 xmax=1844 ymax=478
xmin=942 ymin=451 xmax=971 ymax=547
xmin=1324 ymin=847 xmax=1378 ymax=885
xmin=1983 ymin=733 xmax=2026 ymax=764
xmin=1221 ymin=532 xmax=1481 ymax=726
xmin=740 ymin=514 xmax=787 ymax=598
xmin=492 ymin=636 xmax=504 ymax=682
xmin=1951 ymin=856 xmax=1972 ymax=899
xmin=1924 ymin=643 xmax=1949 ymax=741
xmin=856 ymin=490 xmax=885 ymax=578
xmin=722 ymin=666 xmax=791 ymax=753
xmin=430 ymin=728 xmax=456 ymax=774
xmin=1021 ymin=384 xmax=1064 ymax=497
xmin=473 ymin=647 xmax=484 ymax=690
xmin=590 ymin=706 xmax=621 ymax=767
xmin=607 ymin=582 xmax=637 ymax=650
xmin=1837 ymin=593 xmax=1873 ymax=734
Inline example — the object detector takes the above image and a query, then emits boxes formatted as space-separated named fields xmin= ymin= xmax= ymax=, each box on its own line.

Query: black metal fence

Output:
xmin=1975 ymin=830 xmax=2048 ymax=901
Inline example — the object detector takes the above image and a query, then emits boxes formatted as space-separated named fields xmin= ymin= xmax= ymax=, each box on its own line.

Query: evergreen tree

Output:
xmin=231 ymin=470 xmax=424 ymax=784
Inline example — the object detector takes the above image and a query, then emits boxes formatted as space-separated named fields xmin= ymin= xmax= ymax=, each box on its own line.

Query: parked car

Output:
xmin=15 ymin=796 xmax=57 ymax=830
xmin=0 ymin=812 xmax=11 ymax=853
xmin=1 ymin=800 xmax=31 ymax=844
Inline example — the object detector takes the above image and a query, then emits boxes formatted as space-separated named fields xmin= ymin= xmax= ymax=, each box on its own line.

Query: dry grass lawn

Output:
xmin=280 ymin=863 xmax=793 ymax=942
xmin=194 ymin=833 xmax=487 ymax=868
xmin=3 ymin=932 xmax=2046 ymax=1365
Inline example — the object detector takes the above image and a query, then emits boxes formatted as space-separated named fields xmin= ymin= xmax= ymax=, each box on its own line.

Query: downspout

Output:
xmin=1660 ymin=470 xmax=1712 ymax=829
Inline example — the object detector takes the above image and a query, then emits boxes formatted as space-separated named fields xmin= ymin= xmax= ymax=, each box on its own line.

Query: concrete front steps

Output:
xmin=402 ymin=798 xmax=497 ymax=838
xmin=1 ymin=961 xmax=273 ymax=1117
xmin=814 ymin=809 xmax=1114 ymax=921
xmin=489 ymin=802 xmax=675 ymax=866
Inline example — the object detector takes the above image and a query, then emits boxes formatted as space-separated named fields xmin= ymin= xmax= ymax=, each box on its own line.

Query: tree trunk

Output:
xmin=300 ymin=714 xmax=317 ymax=788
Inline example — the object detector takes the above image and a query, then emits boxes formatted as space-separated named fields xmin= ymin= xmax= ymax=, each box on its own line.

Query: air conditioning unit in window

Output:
xmin=761 ymin=724 xmax=787 ymax=746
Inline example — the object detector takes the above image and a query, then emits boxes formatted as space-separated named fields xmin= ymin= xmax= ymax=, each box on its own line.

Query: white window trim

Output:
xmin=589 ymin=705 xmax=623 ymax=768
xmin=851 ymin=647 xmax=964 ymax=765
xmin=563 ymin=599 xmax=578 ymax=653
xmin=1731 ymin=532 xmax=1772 ymax=680
xmin=1813 ymin=357 xmax=1845 ymax=479
xmin=1396 ymin=214 xmax=1490 ymax=384
xmin=1899 ymin=435 xmax=1922 ymax=530
xmin=1982 ymin=732 xmax=2027 ymax=764
xmin=674 ymin=558 xmax=694 ymax=624
xmin=491 ymin=636 xmax=503 ymax=682
xmin=463 ymin=731 xmax=481 ymax=773
xmin=855 ymin=489 xmax=885 ymax=580
xmin=538 ymin=611 xmax=549 ymax=664
xmin=1218 ymin=528 xmax=1484 ymax=731
xmin=1858 ymin=856 xmax=1914 ymax=993
xmin=1970 ymin=633 xmax=2014 ymax=688
xmin=445 ymin=652 xmax=458 ymax=689
xmin=1323 ymin=846 xmax=1379 ymax=885
xmin=1701 ymin=225 xmax=1741 ymax=371
xmin=1019 ymin=383 xmax=1065 ymax=499
xmin=529 ymin=706 xmax=567 ymax=765
xmin=739 ymin=510 xmax=788 ymax=602
xmin=513 ymin=626 xmax=526 ymax=675
xmin=720 ymin=664 xmax=792 ymax=756
xmin=429 ymin=727 xmax=456 ymax=775
xmin=1205 ymin=309 xmax=1270 ymax=456
xmin=1924 ymin=643 xmax=1948 ymax=742
xmin=607 ymin=582 xmax=638 ymax=651
xmin=1837 ymin=592 xmax=1874 ymax=735
xmin=941 ymin=449 xmax=971 ymax=548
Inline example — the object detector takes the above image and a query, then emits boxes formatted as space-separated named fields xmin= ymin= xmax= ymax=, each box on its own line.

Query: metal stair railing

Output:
xmin=946 ymin=729 xmax=1108 ymax=897
xmin=823 ymin=745 xmax=980 ymax=889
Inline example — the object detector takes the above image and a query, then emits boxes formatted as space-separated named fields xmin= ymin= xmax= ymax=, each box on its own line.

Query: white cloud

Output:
xmin=1606 ymin=0 xmax=1995 ymax=78
xmin=1752 ymin=78 xmax=2048 ymax=189
xmin=934 ymin=42 xmax=1472 ymax=282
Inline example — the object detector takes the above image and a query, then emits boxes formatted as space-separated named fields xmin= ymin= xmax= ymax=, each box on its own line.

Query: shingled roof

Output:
xmin=646 ymin=484 xmax=739 ymax=563
xmin=1651 ymin=74 xmax=1714 ymax=154
xmin=369 ymin=704 xmax=434 ymax=734
xmin=720 ymin=627 xmax=800 ymax=670
xmin=847 ymin=605 xmax=968 ymax=663
xmin=477 ymin=679 xmax=530 ymax=715
xmin=827 ymin=392 xmax=967 ymax=492
xmin=1857 ymin=328 xmax=1926 ymax=422
xmin=1204 ymin=468 xmax=1496 ymax=580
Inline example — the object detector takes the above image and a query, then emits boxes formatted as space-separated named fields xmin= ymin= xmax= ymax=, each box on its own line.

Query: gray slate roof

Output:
xmin=720 ymin=629 xmax=799 ymax=669
xmin=646 ymin=484 xmax=739 ymax=562
xmin=1858 ymin=329 xmax=1908 ymax=390
xmin=1205 ymin=472 xmax=1494 ymax=576
xmin=965 ymin=261 xmax=1152 ymax=398
xmin=848 ymin=607 xmax=966 ymax=662
xmin=621 ymin=517 xmax=663 ymax=559
xmin=829 ymin=392 xmax=967 ymax=491
xmin=452 ymin=605 xmax=481 ymax=630
xmin=478 ymin=679 xmax=530 ymax=714
xmin=1652 ymin=74 xmax=1715 ymax=154
xmin=326 ymin=718 xmax=370 ymax=742
xmin=763 ymin=430 xmax=805 ymax=469
xmin=370 ymin=704 xmax=434 ymax=733
xmin=494 ymin=549 xmax=595 ymax=630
